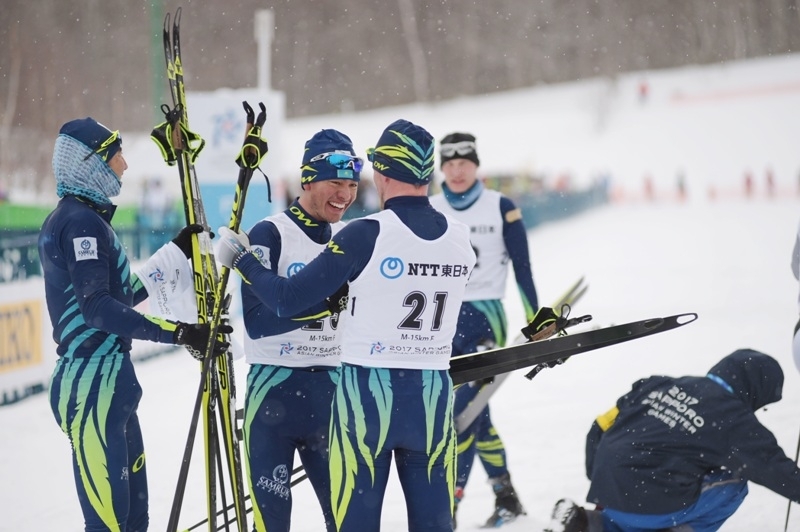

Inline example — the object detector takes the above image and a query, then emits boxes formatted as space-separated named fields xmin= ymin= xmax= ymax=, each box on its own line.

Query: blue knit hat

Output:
xmin=300 ymin=129 xmax=361 ymax=185
xmin=60 ymin=117 xmax=122 ymax=163
xmin=368 ymin=119 xmax=434 ymax=185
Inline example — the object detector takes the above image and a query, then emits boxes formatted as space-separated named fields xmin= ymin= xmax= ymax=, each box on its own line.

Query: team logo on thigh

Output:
xmin=256 ymin=464 xmax=291 ymax=500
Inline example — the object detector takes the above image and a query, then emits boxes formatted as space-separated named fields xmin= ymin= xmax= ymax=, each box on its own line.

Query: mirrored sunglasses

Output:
xmin=440 ymin=140 xmax=475 ymax=157
xmin=309 ymin=152 xmax=364 ymax=172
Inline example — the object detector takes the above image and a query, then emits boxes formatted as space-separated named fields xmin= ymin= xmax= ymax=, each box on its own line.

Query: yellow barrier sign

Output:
xmin=0 ymin=300 xmax=42 ymax=374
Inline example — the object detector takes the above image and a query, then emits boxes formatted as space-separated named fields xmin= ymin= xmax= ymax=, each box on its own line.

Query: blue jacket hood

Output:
xmin=707 ymin=348 xmax=783 ymax=411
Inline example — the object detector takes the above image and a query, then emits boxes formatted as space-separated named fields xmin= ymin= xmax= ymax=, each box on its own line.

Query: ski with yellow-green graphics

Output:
xmin=156 ymin=8 xmax=248 ymax=532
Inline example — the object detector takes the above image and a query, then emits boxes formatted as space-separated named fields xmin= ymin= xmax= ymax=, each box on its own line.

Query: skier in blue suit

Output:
xmin=39 ymin=117 xmax=227 ymax=532
xmin=430 ymin=132 xmax=538 ymax=528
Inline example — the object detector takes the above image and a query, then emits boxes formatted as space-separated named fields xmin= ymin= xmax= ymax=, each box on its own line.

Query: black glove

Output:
xmin=325 ymin=283 xmax=350 ymax=315
xmin=173 ymin=321 xmax=233 ymax=360
xmin=171 ymin=224 xmax=205 ymax=259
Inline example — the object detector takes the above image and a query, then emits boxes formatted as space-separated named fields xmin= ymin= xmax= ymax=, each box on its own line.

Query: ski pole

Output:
xmin=182 ymin=467 xmax=306 ymax=532
xmin=784 ymin=426 xmax=800 ymax=531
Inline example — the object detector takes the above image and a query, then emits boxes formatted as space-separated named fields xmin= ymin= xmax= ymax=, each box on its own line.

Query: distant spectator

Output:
xmin=765 ymin=167 xmax=775 ymax=198
xmin=676 ymin=170 xmax=687 ymax=202
xmin=638 ymin=80 xmax=649 ymax=104
xmin=643 ymin=174 xmax=655 ymax=201
xmin=138 ymin=177 xmax=175 ymax=256
xmin=744 ymin=171 xmax=754 ymax=198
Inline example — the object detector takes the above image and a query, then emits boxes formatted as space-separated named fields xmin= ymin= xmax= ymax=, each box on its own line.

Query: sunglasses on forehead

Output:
xmin=309 ymin=152 xmax=364 ymax=172
xmin=83 ymin=129 xmax=120 ymax=161
xmin=440 ymin=140 xmax=475 ymax=157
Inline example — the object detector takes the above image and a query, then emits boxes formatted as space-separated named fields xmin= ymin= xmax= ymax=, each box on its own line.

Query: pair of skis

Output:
xmin=157 ymin=8 xmax=267 ymax=532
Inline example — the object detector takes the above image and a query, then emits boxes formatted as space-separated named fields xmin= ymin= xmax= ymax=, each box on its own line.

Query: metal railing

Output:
xmin=0 ymin=226 xmax=183 ymax=284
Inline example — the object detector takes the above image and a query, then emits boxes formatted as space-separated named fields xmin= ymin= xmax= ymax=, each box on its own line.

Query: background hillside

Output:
xmin=2 ymin=0 xmax=799 ymax=195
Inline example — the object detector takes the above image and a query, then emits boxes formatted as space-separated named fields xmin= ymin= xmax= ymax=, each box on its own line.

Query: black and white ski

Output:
xmin=450 ymin=312 xmax=698 ymax=386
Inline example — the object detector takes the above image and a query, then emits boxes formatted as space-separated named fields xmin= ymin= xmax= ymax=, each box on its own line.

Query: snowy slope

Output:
xmin=2 ymin=197 xmax=798 ymax=531
xmin=115 ymin=53 xmax=800 ymax=208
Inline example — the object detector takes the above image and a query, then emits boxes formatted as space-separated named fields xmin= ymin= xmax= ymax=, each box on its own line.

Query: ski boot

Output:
xmin=544 ymin=498 xmax=589 ymax=532
xmin=452 ymin=486 xmax=464 ymax=529
xmin=481 ymin=473 xmax=526 ymax=528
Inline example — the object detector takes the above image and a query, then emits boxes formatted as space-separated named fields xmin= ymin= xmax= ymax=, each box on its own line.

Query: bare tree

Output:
xmin=0 ymin=24 xmax=22 ymax=192
xmin=396 ymin=0 xmax=429 ymax=102
xmin=1 ymin=0 xmax=798 ymax=194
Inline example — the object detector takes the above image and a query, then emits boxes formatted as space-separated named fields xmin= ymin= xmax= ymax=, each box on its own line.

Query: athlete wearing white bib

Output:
xmin=231 ymin=129 xmax=361 ymax=532
xmin=339 ymin=208 xmax=472 ymax=370
xmin=244 ymin=210 xmax=344 ymax=368
xmin=431 ymin=132 xmax=538 ymax=528
xmin=430 ymin=188 xmax=508 ymax=300
xmin=219 ymin=120 xmax=475 ymax=532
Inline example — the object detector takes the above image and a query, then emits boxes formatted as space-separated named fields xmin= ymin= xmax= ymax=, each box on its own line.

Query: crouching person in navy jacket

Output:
xmin=545 ymin=349 xmax=800 ymax=532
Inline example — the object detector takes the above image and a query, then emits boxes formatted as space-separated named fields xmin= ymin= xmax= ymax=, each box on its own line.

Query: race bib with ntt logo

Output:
xmin=73 ymin=236 xmax=98 ymax=261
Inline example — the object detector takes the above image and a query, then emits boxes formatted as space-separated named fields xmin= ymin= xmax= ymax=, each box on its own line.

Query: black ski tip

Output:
xmin=642 ymin=317 xmax=664 ymax=329
xmin=642 ymin=312 xmax=697 ymax=331
xmin=163 ymin=12 xmax=170 ymax=31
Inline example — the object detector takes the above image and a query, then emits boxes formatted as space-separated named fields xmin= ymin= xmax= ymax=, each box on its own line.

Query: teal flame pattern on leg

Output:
xmin=366 ymin=367 xmax=393 ymax=464
xmin=517 ymin=286 xmax=537 ymax=323
xmin=55 ymin=354 xmax=125 ymax=532
xmin=330 ymin=365 xmax=394 ymax=529
xmin=243 ymin=365 xmax=293 ymax=530
xmin=471 ymin=300 xmax=508 ymax=347
xmin=422 ymin=370 xmax=456 ymax=507
xmin=330 ymin=366 xmax=359 ymax=530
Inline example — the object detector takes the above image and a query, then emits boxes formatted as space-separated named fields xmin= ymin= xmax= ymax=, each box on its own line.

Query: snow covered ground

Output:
xmin=3 ymin=197 xmax=799 ymax=531
xmin=3 ymin=52 xmax=800 ymax=531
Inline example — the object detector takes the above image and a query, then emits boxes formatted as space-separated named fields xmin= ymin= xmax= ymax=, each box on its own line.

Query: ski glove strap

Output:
xmin=235 ymin=127 xmax=269 ymax=169
xmin=151 ymin=104 xmax=206 ymax=165
xmin=236 ymin=101 xmax=269 ymax=169
xmin=151 ymin=121 xmax=178 ymax=166
xmin=216 ymin=226 xmax=252 ymax=269
xmin=173 ymin=321 xmax=233 ymax=360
